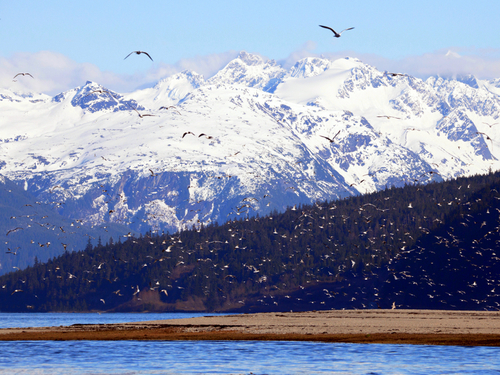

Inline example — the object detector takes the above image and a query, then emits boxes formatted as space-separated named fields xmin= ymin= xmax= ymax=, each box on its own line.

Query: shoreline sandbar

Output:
xmin=1 ymin=309 xmax=499 ymax=346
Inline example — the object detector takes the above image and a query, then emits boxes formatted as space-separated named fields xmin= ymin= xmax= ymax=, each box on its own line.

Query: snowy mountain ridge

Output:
xmin=1 ymin=51 xmax=500 ymax=240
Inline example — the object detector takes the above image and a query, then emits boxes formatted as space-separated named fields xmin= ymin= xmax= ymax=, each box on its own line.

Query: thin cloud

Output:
xmin=278 ymin=44 xmax=500 ymax=81
xmin=278 ymin=41 xmax=318 ymax=70
xmin=0 ymin=51 xmax=126 ymax=96
xmin=2 ymin=48 xmax=500 ymax=97
xmin=320 ymin=47 xmax=500 ymax=81
xmin=0 ymin=50 xmax=240 ymax=96
xmin=134 ymin=50 xmax=240 ymax=91
xmin=174 ymin=51 xmax=239 ymax=78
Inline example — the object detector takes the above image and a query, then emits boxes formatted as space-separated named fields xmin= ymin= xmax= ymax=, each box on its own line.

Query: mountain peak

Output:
xmin=207 ymin=51 xmax=285 ymax=91
xmin=286 ymin=57 xmax=365 ymax=79
xmin=155 ymin=70 xmax=205 ymax=88
xmin=236 ymin=51 xmax=266 ymax=66
xmin=53 ymin=81 xmax=144 ymax=113
xmin=129 ymin=70 xmax=205 ymax=108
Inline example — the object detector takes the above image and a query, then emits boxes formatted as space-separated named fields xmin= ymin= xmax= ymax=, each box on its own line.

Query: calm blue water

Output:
xmin=0 ymin=313 xmax=499 ymax=374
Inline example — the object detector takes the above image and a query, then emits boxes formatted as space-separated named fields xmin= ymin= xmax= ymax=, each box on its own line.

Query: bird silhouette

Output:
xmin=198 ymin=133 xmax=213 ymax=139
xmin=476 ymin=132 xmax=493 ymax=144
xmin=6 ymin=227 xmax=23 ymax=236
xmin=483 ymin=122 xmax=499 ymax=128
xmin=125 ymin=102 xmax=155 ymax=118
xmin=182 ymin=131 xmax=195 ymax=138
xmin=124 ymin=51 xmax=153 ymax=61
xmin=319 ymin=25 xmax=354 ymax=38
xmin=159 ymin=106 xmax=181 ymax=115
xmin=83 ymin=89 xmax=118 ymax=99
xmin=13 ymin=73 xmax=34 ymax=81
xmin=377 ymin=115 xmax=401 ymax=120
xmin=320 ymin=130 xmax=341 ymax=143
xmin=384 ymin=71 xmax=407 ymax=77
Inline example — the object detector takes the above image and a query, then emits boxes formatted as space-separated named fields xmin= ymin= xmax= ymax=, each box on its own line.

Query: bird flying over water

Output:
xmin=319 ymin=25 xmax=354 ymax=38
xmin=124 ymin=51 xmax=153 ymax=61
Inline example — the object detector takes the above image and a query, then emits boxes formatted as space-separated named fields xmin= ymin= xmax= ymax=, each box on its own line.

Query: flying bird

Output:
xmin=476 ymin=132 xmax=493 ymax=143
xmin=125 ymin=102 xmax=156 ymax=118
xmin=384 ymin=71 xmax=407 ymax=77
xmin=319 ymin=25 xmax=354 ymax=38
xmin=13 ymin=73 xmax=34 ymax=81
xmin=350 ymin=180 xmax=365 ymax=187
xmin=163 ymin=245 xmax=174 ymax=253
xmin=182 ymin=131 xmax=195 ymax=138
xmin=83 ymin=89 xmax=118 ymax=99
xmin=377 ymin=115 xmax=401 ymax=120
xmin=6 ymin=227 xmax=23 ymax=236
xmin=483 ymin=122 xmax=499 ymax=128
xmin=159 ymin=106 xmax=181 ymax=115
xmin=320 ymin=130 xmax=341 ymax=143
xmin=124 ymin=51 xmax=153 ymax=61
xmin=6 ymin=248 xmax=19 ymax=255
xmin=198 ymin=133 xmax=213 ymax=139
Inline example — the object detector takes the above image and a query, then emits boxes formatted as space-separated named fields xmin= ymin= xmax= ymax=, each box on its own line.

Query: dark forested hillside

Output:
xmin=1 ymin=171 xmax=500 ymax=312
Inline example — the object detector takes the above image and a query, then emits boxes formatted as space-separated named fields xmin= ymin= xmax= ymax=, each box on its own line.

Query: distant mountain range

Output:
xmin=1 ymin=51 xmax=500 ymax=273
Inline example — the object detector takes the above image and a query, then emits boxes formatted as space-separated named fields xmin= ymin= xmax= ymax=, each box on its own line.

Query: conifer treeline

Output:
xmin=1 ymin=171 xmax=500 ymax=312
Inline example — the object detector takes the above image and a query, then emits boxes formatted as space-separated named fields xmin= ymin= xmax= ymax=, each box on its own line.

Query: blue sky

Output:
xmin=1 ymin=0 xmax=500 ymax=94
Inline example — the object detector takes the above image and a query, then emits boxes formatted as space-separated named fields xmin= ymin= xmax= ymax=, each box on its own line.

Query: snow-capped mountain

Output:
xmin=208 ymin=51 xmax=286 ymax=92
xmin=1 ymin=51 xmax=500 ymax=242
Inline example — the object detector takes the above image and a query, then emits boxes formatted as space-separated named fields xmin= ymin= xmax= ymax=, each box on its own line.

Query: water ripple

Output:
xmin=0 ymin=340 xmax=499 ymax=374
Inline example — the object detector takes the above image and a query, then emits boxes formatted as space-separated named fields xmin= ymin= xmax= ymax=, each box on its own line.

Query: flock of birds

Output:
xmin=3 ymin=23 xmax=500 ymax=312
xmin=4 ymin=175 xmax=499 ymax=311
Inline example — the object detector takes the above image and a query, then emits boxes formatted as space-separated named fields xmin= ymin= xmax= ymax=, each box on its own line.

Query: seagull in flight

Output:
xmin=83 ymin=89 xmax=118 ymax=99
xmin=13 ymin=73 xmax=34 ymax=81
xmin=159 ymin=106 xmax=181 ymax=115
xmin=319 ymin=25 xmax=354 ymax=38
xmin=476 ymin=132 xmax=494 ymax=144
xmin=6 ymin=227 xmax=23 ymax=236
xmin=483 ymin=122 xmax=499 ymax=128
xmin=125 ymin=102 xmax=156 ymax=118
xmin=124 ymin=51 xmax=153 ymax=61
xmin=377 ymin=115 xmax=401 ymax=120
xmin=384 ymin=71 xmax=408 ymax=77
xmin=320 ymin=130 xmax=341 ymax=143
xmin=182 ymin=131 xmax=195 ymax=138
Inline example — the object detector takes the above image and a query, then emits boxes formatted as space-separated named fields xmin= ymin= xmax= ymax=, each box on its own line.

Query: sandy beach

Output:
xmin=1 ymin=309 xmax=500 ymax=346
